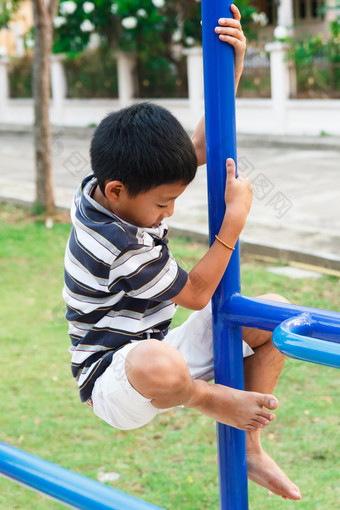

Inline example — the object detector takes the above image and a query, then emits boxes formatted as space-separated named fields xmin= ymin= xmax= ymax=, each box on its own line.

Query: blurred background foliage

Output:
xmin=4 ymin=0 xmax=340 ymax=99
xmin=52 ymin=0 xmax=259 ymax=55
xmin=12 ymin=0 xmax=261 ymax=99
xmin=0 ymin=0 xmax=21 ymax=28
xmin=51 ymin=0 xmax=259 ymax=98
xmin=288 ymin=7 xmax=340 ymax=98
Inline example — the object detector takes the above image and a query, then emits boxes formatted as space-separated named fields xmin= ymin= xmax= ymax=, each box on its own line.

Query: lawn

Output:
xmin=0 ymin=204 xmax=339 ymax=510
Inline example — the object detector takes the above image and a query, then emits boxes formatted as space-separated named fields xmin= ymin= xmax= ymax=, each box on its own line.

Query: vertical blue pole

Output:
xmin=201 ymin=1 xmax=248 ymax=509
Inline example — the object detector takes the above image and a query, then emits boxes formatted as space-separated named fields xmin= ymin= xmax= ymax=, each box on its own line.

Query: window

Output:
xmin=298 ymin=0 xmax=307 ymax=19
xmin=294 ymin=0 xmax=324 ymax=21
xmin=252 ymin=0 xmax=324 ymax=25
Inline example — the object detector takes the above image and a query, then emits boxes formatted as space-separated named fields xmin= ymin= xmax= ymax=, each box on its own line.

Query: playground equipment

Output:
xmin=0 ymin=443 xmax=163 ymax=510
xmin=201 ymin=0 xmax=340 ymax=508
xmin=1 ymin=0 xmax=340 ymax=508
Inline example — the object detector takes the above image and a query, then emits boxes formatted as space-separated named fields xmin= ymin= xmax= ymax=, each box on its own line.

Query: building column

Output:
xmin=10 ymin=23 xmax=25 ymax=57
xmin=275 ymin=0 xmax=296 ymax=99
xmin=116 ymin=52 xmax=136 ymax=108
xmin=277 ymin=0 xmax=294 ymax=34
xmin=265 ymin=41 xmax=290 ymax=135
xmin=50 ymin=53 xmax=67 ymax=126
xmin=325 ymin=0 xmax=340 ymax=22
xmin=0 ymin=55 xmax=9 ymax=124
xmin=183 ymin=47 xmax=204 ymax=125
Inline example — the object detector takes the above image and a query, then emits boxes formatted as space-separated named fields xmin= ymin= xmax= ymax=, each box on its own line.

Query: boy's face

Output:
xmin=106 ymin=181 xmax=187 ymax=229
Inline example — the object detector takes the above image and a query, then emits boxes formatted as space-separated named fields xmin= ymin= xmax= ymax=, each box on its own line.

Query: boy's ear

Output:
xmin=104 ymin=181 xmax=126 ymax=202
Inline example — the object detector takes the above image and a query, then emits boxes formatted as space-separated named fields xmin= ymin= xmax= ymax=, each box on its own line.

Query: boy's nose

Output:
xmin=166 ymin=202 xmax=175 ymax=218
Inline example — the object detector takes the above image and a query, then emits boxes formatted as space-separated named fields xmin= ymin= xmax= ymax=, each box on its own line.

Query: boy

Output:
xmin=63 ymin=8 xmax=301 ymax=502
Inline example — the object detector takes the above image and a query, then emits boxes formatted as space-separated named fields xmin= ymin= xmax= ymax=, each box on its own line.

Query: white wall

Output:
xmin=3 ymin=96 xmax=340 ymax=137
xmin=236 ymin=98 xmax=340 ymax=136
xmin=1 ymin=48 xmax=340 ymax=136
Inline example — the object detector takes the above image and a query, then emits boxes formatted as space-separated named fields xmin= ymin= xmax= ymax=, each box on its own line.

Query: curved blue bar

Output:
xmin=225 ymin=294 xmax=340 ymax=338
xmin=201 ymin=1 xmax=248 ymax=509
xmin=273 ymin=313 xmax=340 ymax=369
xmin=0 ymin=443 xmax=164 ymax=510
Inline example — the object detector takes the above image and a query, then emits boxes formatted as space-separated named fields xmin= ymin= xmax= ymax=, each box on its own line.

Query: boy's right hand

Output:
xmin=171 ymin=157 xmax=252 ymax=312
xmin=223 ymin=157 xmax=253 ymax=233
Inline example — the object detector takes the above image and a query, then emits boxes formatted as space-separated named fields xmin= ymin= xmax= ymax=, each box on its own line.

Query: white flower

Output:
xmin=83 ymin=2 xmax=95 ymax=14
xmin=258 ymin=12 xmax=268 ymax=27
xmin=137 ymin=9 xmax=147 ymax=17
xmin=185 ymin=36 xmax=195 ymax=46
xmin=121 ymin=16 xmax=137 ymax=29
xmin=60 ymin=1 xmax=77 ymax=15
xmin=54 ymin=16 xmax=67 ymax=28
xmin=172 ymin=29 xmax=182 ymax=42
xmin=111 ymin=4 xmax=118 ymax=14
xmin=25 ymin=39 xmax=34 ymax=48
xmin=252 ymin=11 xmax=268 ymax=27
xmin=152 ymin=0 xmax=165 ymax=8
xmin=80 ymin=19 xmax=95 ymax=32
xmin=274 ymin=25 xmax=289 ymax=40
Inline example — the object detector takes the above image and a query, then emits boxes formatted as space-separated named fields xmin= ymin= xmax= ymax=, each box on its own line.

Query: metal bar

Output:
xmin=0 ymin=443 xmax=164 ymax=510
xmin=201 ymin=1 xmax=248 ymax=509
xmin=225 ymin=294 xmax=340 ymax=335
xmin=273 ymin=313 xmax=340 ymax=369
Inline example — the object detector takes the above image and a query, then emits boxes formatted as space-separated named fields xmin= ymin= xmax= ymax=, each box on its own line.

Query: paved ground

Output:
xmin=0 ymin=129 xmax=339 ymax=261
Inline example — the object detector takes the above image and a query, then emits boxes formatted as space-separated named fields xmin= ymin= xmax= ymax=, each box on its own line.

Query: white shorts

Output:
xmin=90 ymin=303 xmax=253 ymax=430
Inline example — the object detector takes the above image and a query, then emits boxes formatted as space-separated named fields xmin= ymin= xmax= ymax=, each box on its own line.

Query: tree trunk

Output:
xmin=32 ymin=0 xmax=56 ymax=217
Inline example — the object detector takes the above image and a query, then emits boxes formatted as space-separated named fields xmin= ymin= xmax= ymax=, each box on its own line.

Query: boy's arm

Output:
xmin=171 ymin=158 xmax=252 ymax=311
xmin=192 ymin=4 xmax=246 ymax=167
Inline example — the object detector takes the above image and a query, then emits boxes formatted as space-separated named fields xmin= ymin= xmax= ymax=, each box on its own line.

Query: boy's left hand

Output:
xmin=215 ymin=4 xmax=246 ymax=85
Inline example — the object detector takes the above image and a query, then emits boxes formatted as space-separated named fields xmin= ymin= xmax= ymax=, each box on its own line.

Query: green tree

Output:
xmin=53 ymin=0 xmax=259 ymax=56
xmin=52 ymin=1 xmax=260 ymax=97
xmin=32 ymin=0 xmax=60 ymax=217
xmin=0 ymin=0 xmax=21 ymax=28
xmin=287 ymin=5 xmax=340 ymax=98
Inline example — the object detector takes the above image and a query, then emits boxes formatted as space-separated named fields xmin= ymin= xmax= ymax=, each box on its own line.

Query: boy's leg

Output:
xmin=242 ymin=293 xmax=301 ymax=500
xmin=126 ymin=340 xmax=278 ymax=433
xmin=126 ymin=294 xmax=301 ymax=500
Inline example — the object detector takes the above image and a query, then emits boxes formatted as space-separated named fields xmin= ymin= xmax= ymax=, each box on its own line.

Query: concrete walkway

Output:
xmin=0 ymin=128 xmax=339 ymax=269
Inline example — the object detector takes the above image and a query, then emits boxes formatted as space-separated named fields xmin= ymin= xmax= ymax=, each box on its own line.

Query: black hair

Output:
xmin=90 ymin=102 xmax=197 ymax=196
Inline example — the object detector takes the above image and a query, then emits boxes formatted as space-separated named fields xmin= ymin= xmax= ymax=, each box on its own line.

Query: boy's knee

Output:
xmin=126 ymin=339 xmax=189 ymax=396
xmin=259 ymin=293 xmax=290 ymax=304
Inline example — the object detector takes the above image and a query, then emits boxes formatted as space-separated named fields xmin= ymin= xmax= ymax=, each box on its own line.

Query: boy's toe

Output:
xmin=255 ymin=415 xmax=271 ymax=426
xmin=261 ymin=395 xmax=279 ymax=410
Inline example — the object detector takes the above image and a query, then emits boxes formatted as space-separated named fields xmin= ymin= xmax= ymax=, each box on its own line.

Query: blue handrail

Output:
xmin=273 ymin=313 xmax=340 ymax=368
xmin=0 ymin=442 xmax=164 ymax=510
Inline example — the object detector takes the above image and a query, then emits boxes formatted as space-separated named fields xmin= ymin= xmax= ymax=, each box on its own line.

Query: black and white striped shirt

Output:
xmin=63 ymin=175 xmax=188 ymax=402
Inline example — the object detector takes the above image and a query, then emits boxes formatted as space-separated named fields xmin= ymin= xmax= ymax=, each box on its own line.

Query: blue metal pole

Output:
xmin=201 ymin=1 xmax=248 ymax=509
xmin=0 ymin=443 xmax=164 ymax=510
xmin=225 ymin=294 xmax=340 ymax=335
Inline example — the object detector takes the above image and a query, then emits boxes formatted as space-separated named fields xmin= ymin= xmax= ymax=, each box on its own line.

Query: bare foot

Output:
xmin=216 ymin=385 xmax=278 ymax=431
xmin=247 ymin=446 xmax=302 ymax=500
xmin=189 ymin=382 xmax=278 ymax=431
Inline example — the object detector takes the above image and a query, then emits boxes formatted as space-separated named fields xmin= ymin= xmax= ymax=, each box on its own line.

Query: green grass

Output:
xmin=0 ymin=204 xmax=340 ymax=510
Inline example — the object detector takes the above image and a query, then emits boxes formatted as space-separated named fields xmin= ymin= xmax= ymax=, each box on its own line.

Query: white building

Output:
xmin=254 ymin=0 xmax=339 ymax=39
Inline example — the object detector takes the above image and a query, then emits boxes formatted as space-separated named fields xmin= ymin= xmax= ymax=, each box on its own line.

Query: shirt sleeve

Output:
xmin=108 ymin=242 xmax=188 ymax=301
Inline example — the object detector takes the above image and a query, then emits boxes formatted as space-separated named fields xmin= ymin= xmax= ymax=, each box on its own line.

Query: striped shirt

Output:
xmin=63 ymin=175 xmax=188 ymax=402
